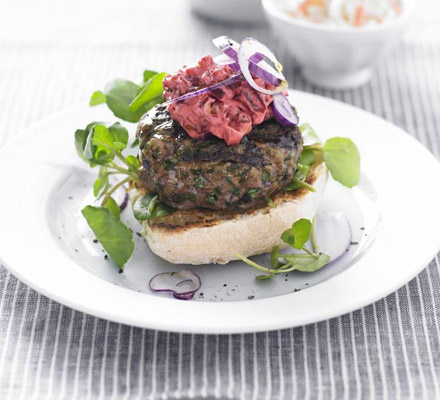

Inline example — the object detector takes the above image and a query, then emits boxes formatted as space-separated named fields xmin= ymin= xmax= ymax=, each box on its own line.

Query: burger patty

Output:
xmin=136 ymin=105 xmax=303 ymax=211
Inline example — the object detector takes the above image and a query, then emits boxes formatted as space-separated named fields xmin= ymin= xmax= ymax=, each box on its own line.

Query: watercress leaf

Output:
xmin=298 ymin=148 xmax=316 ymax=166
xmin=103 ymin=79 xmax=147 ymax=123
xmin=112 ymin=142 xmax=126 ymax=150
xmin=129 ymin=72 xmax=167 ymax=112
xmin=292 ymin=253 xmax=330 ymax=272
xmin=92 ymin=122 xmax=129 ymax=152
xmin=84 ymin=126 xmax=98 ymax=161
xmin=90 ymin=90 xmax=106 ymax=106
xmin=281 ymin=229 xmax=295 ymax=247
xmin=74 ymin=121 xmax=105 ymax=166
xmin=81 ymin=205 xmax=134 ymax=269
xmin=150 ymin=203 xmax=173 ymax=218
xmin=103 ymin=196 xmax=121 ymax=218
xmin=133 ymin=194 xmax=157 ymax=221
xmin=256 ymin=274 xmax=275 ymax=281
xmin=323 ymin=137 xmax=360 ymax=188
xmin=133 ymin=194 xmax=173 ymax=220
xmin=130 ymin=138 xmax=140 ymax=148
xmin=266 ymin=197 xmax=276 ymax=208
xmin=88 ymin=125 xmax=115 ymax=164
xmin=295 ymin=164 xmax=310 ymax=181
xmin=127 ymin=155 xmax=140 ymax=169
xmin=74 ymin=128 xmax=89 ymax=163
xmin=291 ymin=218 xmax=312 ymax=250
xmin=270 ymin=246 xmax=280 ymax=269
xmin=143 ymin=70 xmax=159 ymax=83
xmin=285 ymin=164 xmax=310 ymax=191
xmin=94 ymin=178 xmax=109 ymax=199
xmin=93 ymin=166 xmax=109 ymax=198
xmin=300 ymin=123 xmax=321 ymax=146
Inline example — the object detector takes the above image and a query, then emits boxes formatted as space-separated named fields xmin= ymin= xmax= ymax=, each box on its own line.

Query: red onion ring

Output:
xmin=272 ymin=93 xmax=299 ymax=126
xmin=213 ymin=36 xmax=282 ymax=87
xmin=119 ymin=191 xmax=129 ymax=212
xmin=149 ymin=269 xmax=201 ymax=300
xmin=314 ymin=213 xmax=352 ymax=262
xmin=237 ymin=38 xmax=287 ymax=95
xmin=164 ymin=74 xmax=243 ymax=106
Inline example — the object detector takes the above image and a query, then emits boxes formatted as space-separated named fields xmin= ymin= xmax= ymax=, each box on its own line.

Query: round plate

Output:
xmin=0 ymin=91 xmax=439 ymax=334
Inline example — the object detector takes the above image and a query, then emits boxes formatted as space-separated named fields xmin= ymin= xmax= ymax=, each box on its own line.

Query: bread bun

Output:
xmin=131 ymin=162 xmax=327 ymax=265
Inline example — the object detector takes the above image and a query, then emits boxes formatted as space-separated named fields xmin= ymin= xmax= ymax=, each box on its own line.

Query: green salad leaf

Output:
xmin=90 ymin=91 xmax=107 ymax=106
xmin=235 ymin=217 xmax=331 ymax=281
xmin=133 ymin=194 xmax=173 ymax=221
xmin=298 ymin=148 xmax=316 ymax=166
xmin=90 ymin=70 xmax=167 ymax=123
xmin=299 ymin=123 xmax=321 ymax=146
xmin=129 ymin=72 xmax=167 ymax=112
xmin=143 ymin=70 xmax=158 ymax=82
xmin=75 ymin=121 xmax=131 ymax=166
xmin=103 ymin=79 xmax=149 ymax=123
xmin=285 ymin=164 xmax=315 ymax=192
xmin=93 ymin=166 xmax=110 ymax=198
xmin=290 ymin=253 xmax=330 ymax=272
xmin=323 ymin=137 xmax=360 ymax=188
xmin=74 ymin=121 xmax=102 ymax=165
xmin=281 ymin=219 xmax=312 ymax=250
xmin=296 ymin=124 xmax=360 ymax=190
xmin=103 ymin=196 xmax=121 ymax=218
xmin=82 ymin=206 xmax=134 ymax=269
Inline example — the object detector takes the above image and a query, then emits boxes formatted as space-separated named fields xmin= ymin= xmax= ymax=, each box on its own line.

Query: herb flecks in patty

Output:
xmin=136 ymin=105 xmax=303 ymax=211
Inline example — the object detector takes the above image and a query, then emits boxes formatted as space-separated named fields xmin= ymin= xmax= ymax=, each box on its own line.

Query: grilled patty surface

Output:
xmin=136 ymin=105 xmax=303 ymax=211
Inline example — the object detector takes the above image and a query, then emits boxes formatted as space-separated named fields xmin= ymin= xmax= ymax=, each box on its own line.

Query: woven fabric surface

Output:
xmin=0 ymin=0 xmax=439 ymax=398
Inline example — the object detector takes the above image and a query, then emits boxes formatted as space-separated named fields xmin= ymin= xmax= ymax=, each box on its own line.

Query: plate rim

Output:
xmin=0 ymin=91 xmax=439 ymax=334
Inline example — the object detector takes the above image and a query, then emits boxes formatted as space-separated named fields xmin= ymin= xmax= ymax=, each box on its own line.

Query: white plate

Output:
xmin=0 ymin=91 xmax=439 ymax=334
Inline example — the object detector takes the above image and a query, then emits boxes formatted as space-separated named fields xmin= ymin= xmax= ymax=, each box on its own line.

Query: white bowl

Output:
xmin=262 ymin=0 xmax=413 ymax=89
xmin=188 ymin=0 xmax=265 ymax=23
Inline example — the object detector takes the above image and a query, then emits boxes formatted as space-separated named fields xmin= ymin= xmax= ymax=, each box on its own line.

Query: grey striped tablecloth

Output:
xmin=1 ymin=0 xmax=439 ymax=398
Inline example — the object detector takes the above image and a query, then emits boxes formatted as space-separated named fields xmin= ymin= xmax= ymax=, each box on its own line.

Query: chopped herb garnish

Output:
xmin=262 ymin=170 xmax=270 ymax=182
xmin=230 ymin=187 xmax=240 ymax=196
xmin=247 ymin=188 xmax=260 ymax=199
xmin=227 ymin=163 xmax=240 ymax=173
xmin=186 ymin=193 xmax=197 ymax=202
xmin=191 ymin=168 xmax=202 ymax=175
xmin=206 ymin=193 xmax=217 ymax=204
xmin=164 ymin=157 xmax=179 ymax=170
xmin=226 ymin=176 xmax=234 ymax=185
xmin=194 ymin=176 xmax=205 ymax=189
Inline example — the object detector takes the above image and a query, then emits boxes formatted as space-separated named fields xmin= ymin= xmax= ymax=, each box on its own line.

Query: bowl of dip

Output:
xmin=262 ymin=0 xmax=413 ymax=88
xmin=188 ymin=0 xmax=265 ymax=23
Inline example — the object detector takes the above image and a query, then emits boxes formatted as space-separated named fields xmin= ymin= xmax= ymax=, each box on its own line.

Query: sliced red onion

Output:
xmin=213 ymin=54 xmax=240 ymax=72
xmin=213 ymin=36 xmax=281 ymax=87
xmin=164 ymin=74 xmax=243 ymax=106
xmin=119 ymin=191 xmax=129 ymax=212
xmin=149 ymin=269 xmax=201 ymax=300
xmin=272 ymin=93 xmax=299 ymax=126
xmin=314 ymin=213 xmax=352 ymax=262
xmin=109 ymin=180 xmax=129 ymax=212
xmin=213 ymin=36 xmax=240 ymax=61
xmin=237 ymin=38 xmax=287 ymax=95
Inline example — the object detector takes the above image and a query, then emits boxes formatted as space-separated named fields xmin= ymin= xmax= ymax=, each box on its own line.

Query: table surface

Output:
xmin=0 ymin=0 xmax=440 ymax=398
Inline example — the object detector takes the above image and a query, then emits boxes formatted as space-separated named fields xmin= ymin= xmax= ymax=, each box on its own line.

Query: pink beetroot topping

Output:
xmin=163 ymin=55 xmax=274 ymax=146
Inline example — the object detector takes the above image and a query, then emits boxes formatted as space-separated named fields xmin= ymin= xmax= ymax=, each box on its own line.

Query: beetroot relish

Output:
xmin=162 ymin=55 xmax=274 ymax=146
